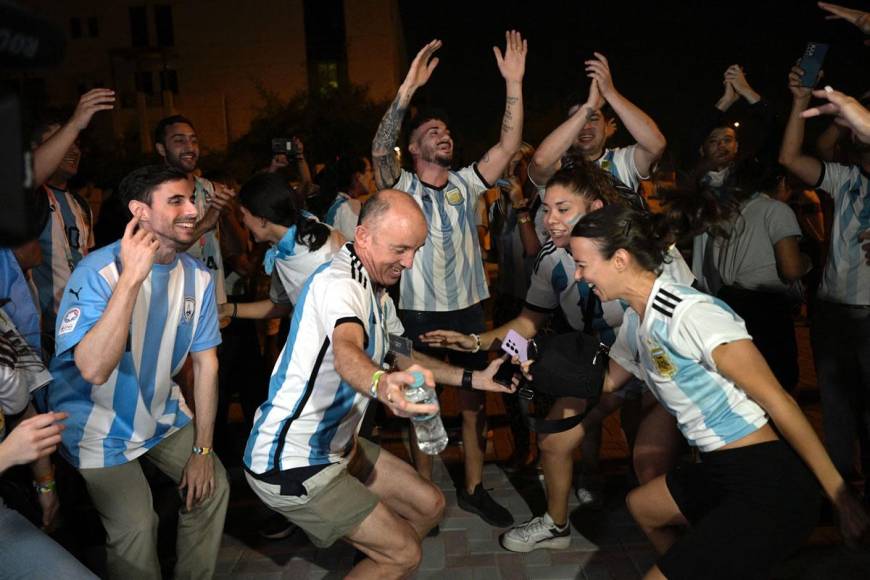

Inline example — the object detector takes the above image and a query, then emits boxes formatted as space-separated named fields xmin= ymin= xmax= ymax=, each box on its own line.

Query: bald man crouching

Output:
xmin=243 ymin=190 xmax=514 ymax=579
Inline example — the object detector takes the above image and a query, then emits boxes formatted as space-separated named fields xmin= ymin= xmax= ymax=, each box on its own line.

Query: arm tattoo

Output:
xmin=372 ymin=97 xmax=406 ymax=188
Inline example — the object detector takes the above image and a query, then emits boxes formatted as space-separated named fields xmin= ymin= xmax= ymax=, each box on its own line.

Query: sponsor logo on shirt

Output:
xmin=59 ymin=307 xmax=81 ymax=335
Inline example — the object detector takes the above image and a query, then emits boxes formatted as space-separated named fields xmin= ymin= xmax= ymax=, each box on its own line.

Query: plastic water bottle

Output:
xmin=404 ymin=371 xmax=448 ymax=455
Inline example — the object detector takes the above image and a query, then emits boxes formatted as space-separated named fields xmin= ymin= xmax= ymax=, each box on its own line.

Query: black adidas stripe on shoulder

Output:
xmin=349 ymin=254 xmax=368 ymax=289
xmin=534 ymin=241 xmax=558 ymax=273
xmin=652 ymin=288 xmax=682 ymax=318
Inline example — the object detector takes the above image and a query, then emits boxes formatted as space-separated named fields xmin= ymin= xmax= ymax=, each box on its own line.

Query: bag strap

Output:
xmin=516 ymin=384 xmax=599 ymax=433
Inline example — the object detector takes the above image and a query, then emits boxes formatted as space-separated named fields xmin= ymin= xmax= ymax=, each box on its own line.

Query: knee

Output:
xmin=426 ymin=485 xmax=446 ymax=524
xmin=538 ymin=432 xmax=572 ymax=456
xmin=111 ymin=508 xmax=159 ymax=544
xmin=392 ymin=535 xmax=423 ymax=574
xmin=625 ymin=488 xmax=643 ymax=521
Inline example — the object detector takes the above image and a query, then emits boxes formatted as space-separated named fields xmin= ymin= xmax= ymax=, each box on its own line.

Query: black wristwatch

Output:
xmin=462 ymin=368 xmax=474 ymax=390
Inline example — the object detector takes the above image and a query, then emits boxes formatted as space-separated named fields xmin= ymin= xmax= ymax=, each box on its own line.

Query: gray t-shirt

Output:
xmin=693 ymin=194 xmax=801 ymax=294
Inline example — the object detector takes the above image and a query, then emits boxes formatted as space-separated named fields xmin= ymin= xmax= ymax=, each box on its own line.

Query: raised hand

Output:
xmin=818 ymin=2 xmax=870 ymax=43
xmin=1 ymin=412 xmax=67 ymax=467
xmin=583 ymin=78 xmax=605 ymax=113
xmin=788 ymin=64 xmax=818 ymax=102
xmin=208 ymin=182 xmax=236 ymax=213
xmin=120 ymin=215 xmax=159 ymax=285
xmin=585 ymin=52 xmax=616 ymax=100
xmin=401 ymin=39 xmax=442 ymax=92
xmin=802 ymin=87 xmax=870 ymax=143
xmin=69 ymin=88 xmax=115 ymax=131
xmin=418 ymin=329 xmax=478 ymax=352
xmin=493 ymin=30 xmax=528 ymax=83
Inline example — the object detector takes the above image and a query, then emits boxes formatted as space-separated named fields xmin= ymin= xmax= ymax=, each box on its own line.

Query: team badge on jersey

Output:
xmin=59 ymin=307 xmax=81 ymax=335
xmin=444 ymin=187 xmax=464 ymax=206
xmin=647 ymin=340 xmax=676 ymax=378
xmin=183 ymin=297 xmax=195 ymax=322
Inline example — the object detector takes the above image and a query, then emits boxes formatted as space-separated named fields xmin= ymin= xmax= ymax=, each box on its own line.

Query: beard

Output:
xmin=422 ymin=148 xmax=452 ymax=168
xmin=166 ymin=150 xmax=198 ymax=173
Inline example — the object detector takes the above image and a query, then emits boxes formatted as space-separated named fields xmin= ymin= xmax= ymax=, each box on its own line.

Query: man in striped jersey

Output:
xmin=371 ymin=31 xmax=527 ymax=528
xmin=30 ymin=88 xmax=116 ymax=359
xmin=528 ymin=53 xmax=666 ymax=197
xmin=47 ymin=165 xmax=229 ymax=579
xmin=780 ymin=66 xmax=870 ymax=500
xmin=244 ymin=190 xmax=513 ymax=578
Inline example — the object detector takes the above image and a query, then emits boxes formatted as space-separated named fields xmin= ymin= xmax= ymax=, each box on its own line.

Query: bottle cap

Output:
xmin=410 ymin=371 xmax=425 ymax=388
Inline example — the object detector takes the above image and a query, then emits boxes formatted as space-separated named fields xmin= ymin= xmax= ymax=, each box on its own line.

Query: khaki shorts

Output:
xmin=245 ymin=437 xmax=381 ymax=548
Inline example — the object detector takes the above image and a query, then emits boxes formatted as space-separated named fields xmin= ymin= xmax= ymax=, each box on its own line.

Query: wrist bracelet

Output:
xmin=462 ymin=369 xmax=474 ymax=390
xmin=517 ymin=215 xmax=532 ymax=225
xmin=469 ymin=333 xmax=481 ymax=353
xmin=231 ymin=303 xmax=238 ymax=319
xmin=34 ymin=468 xmax=55 ymax=485
xmin=34 ymin=480 xmax=56 ymax=494
xmin=369 ymin=370 xmax=386 ymax=399
xmin=192 ymin=446 xmax=213 ymax=455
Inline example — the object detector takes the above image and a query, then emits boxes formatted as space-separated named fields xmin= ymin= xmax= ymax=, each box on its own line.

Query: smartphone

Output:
xmin=493 ymin=359 xmax=521 ymax=386
xmin=501 ymin=329 xmax=530 ymax=362
xmin=271 ymin=137 xmax=297 ymax=155
xmin=798 ymin=42 xmax=829 ymax=88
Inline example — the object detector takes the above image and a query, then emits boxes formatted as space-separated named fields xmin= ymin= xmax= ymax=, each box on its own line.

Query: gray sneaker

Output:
xmin=499 ymin=513 xmax=570 ymax=553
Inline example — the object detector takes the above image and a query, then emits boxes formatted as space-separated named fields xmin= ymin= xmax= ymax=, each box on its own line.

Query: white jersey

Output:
xmin=48 ymin=241 xmax=221 ymax=468
xmin=324 ymin=192 xmax=361 ymax=242
xmin=393 ymin=166 xmax=490 ymax=311
xmin=525 ymin=242 xmax=694 ymax=344
xmin=816 ymin=162 xmax=870 ymax=305
xmin=609 ymin=276 xmax=768 ymax=452
xmin=244 ymin=244 xmax=403 ymax=475
xmin=186 ymin=177 xmax=227 ymax=305
xmin=33 ymin=185 xmax=94 ymax=345
xmin=269 ymin=227 xmax=345 ymax=306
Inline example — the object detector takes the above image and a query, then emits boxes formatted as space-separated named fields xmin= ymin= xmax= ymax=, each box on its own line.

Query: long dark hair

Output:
xmin=238 ymin=173 xmax=330 ymax=251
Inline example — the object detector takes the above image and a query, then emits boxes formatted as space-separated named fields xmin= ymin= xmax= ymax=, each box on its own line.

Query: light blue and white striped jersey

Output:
xmin=268 ymin=227 xmax=345 ymax=307
xmin=394 ymin=166 xmax=490 ymax=311
xmin=33 ymin=185 xmax=94 ymax=350
xmin=185 ymin=177 xmax=227 ymax=304
xmin=47 ymin=241 xmax=221 ymax=468
xmin=529 ymin=145 xmax=645 ymax=194
xmin=324 ymin=192 xmax=361 ymax=242
xmin=525 ymin=242 xmax=694 ymax=345
xmin=244 ymin=244 xmax=403 ymax=475
xmin=816 ymin=162 xmax=870 ymax=305
xmin=609 ymin=276 xmax=767 ymax=452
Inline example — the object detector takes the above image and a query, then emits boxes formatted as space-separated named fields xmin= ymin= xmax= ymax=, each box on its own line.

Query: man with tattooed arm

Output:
xmin=371 ymin=31 xmax=527 ymax=528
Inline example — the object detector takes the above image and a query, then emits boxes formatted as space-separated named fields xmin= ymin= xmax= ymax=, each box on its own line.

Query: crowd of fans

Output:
xmin=3 ymin=2 xmax=870 ymax=579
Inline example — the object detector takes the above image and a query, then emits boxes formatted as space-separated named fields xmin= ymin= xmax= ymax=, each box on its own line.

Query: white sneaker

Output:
xmin=499 ymin=513 xmax=571 ymax=553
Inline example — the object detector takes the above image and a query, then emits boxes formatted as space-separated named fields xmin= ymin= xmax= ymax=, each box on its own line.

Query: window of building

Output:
xmin=134 ymin=71 xmax=154 ymax=96
xmin=70 ymin=17 xmax=82 ymax=39
xmin=303 ymin=0 xmax=348 ymax=93
xmin=88 ymin=17 xmax=99 ymax=38
xmin=154 ymin=5 xmax=174 ymax=47
xmin=129 ymin=6 xmax=148 ymax=47
xmin=160 ymin=69 xmax=179 ymax=94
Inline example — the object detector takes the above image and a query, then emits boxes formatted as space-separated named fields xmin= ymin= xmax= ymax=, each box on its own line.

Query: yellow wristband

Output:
xmin=192 ymin=446 xmax=213 ymax=455
xmin=369 ymin=370 xmax=386 ymax=399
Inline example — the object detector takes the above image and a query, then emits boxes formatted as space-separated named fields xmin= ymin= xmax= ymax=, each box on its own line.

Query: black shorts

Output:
xmin=659 ymin=440 xmax=820 ymax=580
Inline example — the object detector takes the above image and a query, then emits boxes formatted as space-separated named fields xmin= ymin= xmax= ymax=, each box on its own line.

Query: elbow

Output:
xmin=651 ymin=135 xmax=667 ymax=159
xmin=75 ymin=356 xmax=111 ymax=386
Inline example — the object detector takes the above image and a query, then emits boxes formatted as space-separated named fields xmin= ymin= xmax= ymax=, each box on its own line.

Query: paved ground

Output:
xmin=212 ymin=326 xmax=870 ymax=579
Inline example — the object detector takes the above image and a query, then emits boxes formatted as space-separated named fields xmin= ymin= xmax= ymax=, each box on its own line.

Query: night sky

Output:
xmin=397 ymin=0 xmax=869 ymax=166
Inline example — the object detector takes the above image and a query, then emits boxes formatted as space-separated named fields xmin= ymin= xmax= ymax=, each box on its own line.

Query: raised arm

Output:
xmin=74 ymin=217 xmax=157 ymax=384
xmin=372 ymin=40 xmax=442 ymax=189
xmin=804 ymin=87 xmax=870 ymax=144
xmin=477 ymin=30 xmax=527 ymax=186
xmin=529 ymin=82 xmax=603 ymax=185
xmin=818 ymin=2 xmax=870 ymax=44
xmin=779 ymin=65 xmax=823 ymax=186
xmin=32 ymin=88 xmax=115 ymax=187
xmin=586 ymin=52 xmax=666 ymax=179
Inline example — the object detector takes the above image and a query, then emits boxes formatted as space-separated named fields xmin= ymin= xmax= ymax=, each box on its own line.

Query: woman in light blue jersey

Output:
xmin=569 ymin=204 xmax=868 ymax=580
xmin=219 ymin=172 xmax=345 ymax=321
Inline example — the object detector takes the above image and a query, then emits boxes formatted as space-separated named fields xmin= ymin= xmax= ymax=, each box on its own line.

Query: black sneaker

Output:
xmin=258 ymin=512 xmax=296 ymax=540
xmin=457 ymin=484 xmax=514 ymax=527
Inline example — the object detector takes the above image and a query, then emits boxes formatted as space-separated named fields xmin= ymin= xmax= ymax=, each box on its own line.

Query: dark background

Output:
xmin=397 ymin=0 xmax=869 ymax=166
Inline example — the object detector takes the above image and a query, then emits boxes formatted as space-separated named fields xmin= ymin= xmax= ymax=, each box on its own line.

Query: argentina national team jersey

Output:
xmin=525 ymin=242 xmax=694 ymax=345
xmin=394 ymin=166 xmax=490 ymax=311
xmin=816 ymin=162 xmax=870 ymax=305
xmin=245 ymin=244 xmax=404 ymax=476
xmin=609 ymin=276 xmax=768 ymax=452
xmin=185 ymin=177 xmax=227 ymax=304
xmin=48 ymin=242 xmax=221 ymax=468
xmin=324 ymin=192 xmax=361 ymax=242
xmin=33 ymin=185 xmax=94 ymax=338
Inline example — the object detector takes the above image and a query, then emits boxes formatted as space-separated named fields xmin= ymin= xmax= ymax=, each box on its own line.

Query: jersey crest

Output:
xmin=445 ymin=186 xmax=464 ymax=206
